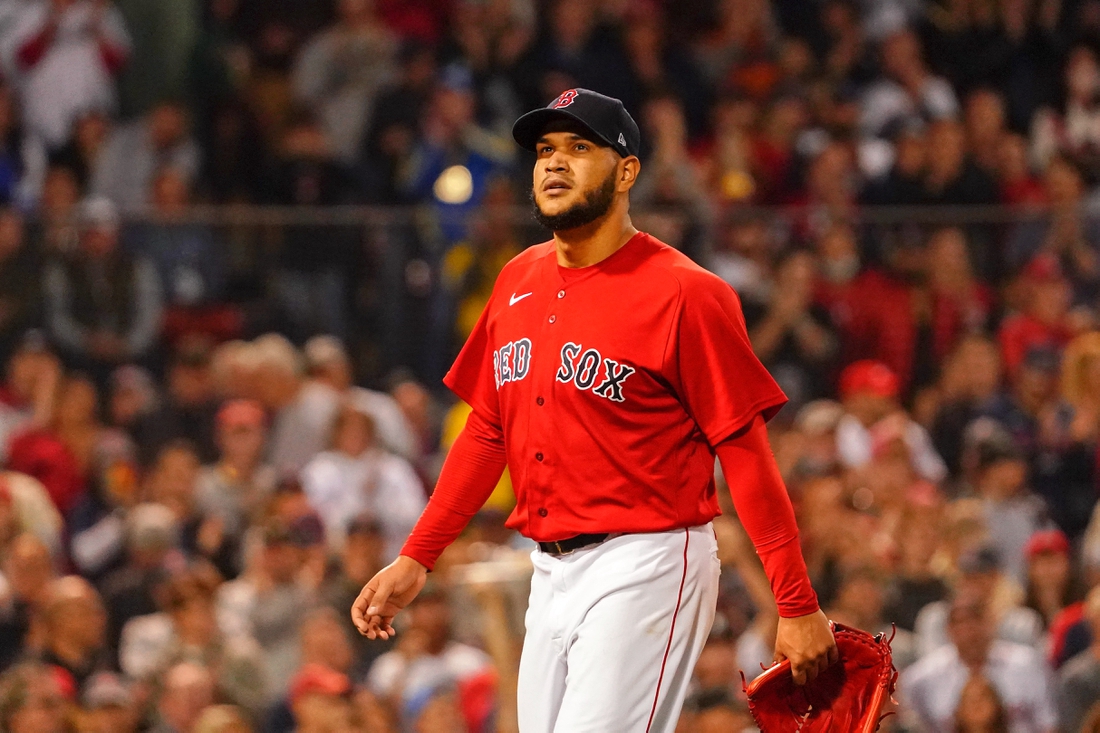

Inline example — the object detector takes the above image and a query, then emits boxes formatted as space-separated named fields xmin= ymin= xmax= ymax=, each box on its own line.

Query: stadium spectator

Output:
xmin=99 ymin=502 xmax=180 ymax=654
xmin=745 ymin=249 xmax=838 ymax=406
xmin=860 ymin=28 xmax=958 ymax=141
xmin=304 ymin=335 xmax=418 ymax=461
xmin=1031 ymin=45 xmax=1100 ymax=174
xmin=217 ymin=516 xmax=320 ymax=702
xmin=148 ymin=661 xmax=216 ymax=733
xmin=37 ymin=575 xmax=109 ymax=691
xmin=256 ymin=334 xmax=339 ymax=478
xmin=286 ymin=662 xmax=354 ymax=733
xmin=32 ymin=164 xmax=81 ymax=256
xmin=42 ymin=197 xmax=163 ymax=382
xmin=291 ymin=0 xmax=398 ymax=164
xmin=78 ymin=671 xmax=139 ymax=733
xmin=835 ymin=359 xmax=947 ymax=481
xmin=131 ymin=340 xmax=220 ymax=465
xmin=263 ymin=607 xmax=355 ymax=732
xmin=300 ymin=401 xmax=425 ymax=559
xmin=0 ymin=534 xmax=56 ymax=672
xmin=119 ymin=562 xmax=266 ymax=715
xmin=194 ymin=399 xmax=276 ymax=555
xmin=127 ymin=167 xmax=236 ymax=345
xmin=50 ymin=111 xmax=112 ymax=194
xmin=321 ymin=514 xmax=393 ymax=679
xmin=107 ymin=364 xmax=158 ymax=432
xmin=0 ymin=209 xmax=40 ymax=366
xmin=902 ymin=596 xmax=1056 ymax=733
xmin=999 ymin=255 xmax=1075 ymax=380
xmin=1032 ymin=331 xmax=1100 ymax=537
xmin=0 ymin=661 xmax=73 ymax=733
xmin=264 ymin=112 xmax=355 ymax=342
xmin=398 ymin=64 xmax=514 ymax=243
xmin=8 ymin=0 xmax=130 ymax=149
xmin=1023 ymin=529 xmax=1080 ymax=629
xmin=367 ymin=582 xmax=496 ymax=733
xmin=953 ymin=674 xmax=1010 ymax=733
xmin=914 ymin=545 xmax=1044 ymax=658
xmin=91 ymin=101 xmax=200 ymax=212
xmin=1058 ymin=586 xmax=1100 ymax=733
xmin=67 ymin=432 xmax=141 ymax=580
xmin=970 ymin=431 xmax=1049 ymax=585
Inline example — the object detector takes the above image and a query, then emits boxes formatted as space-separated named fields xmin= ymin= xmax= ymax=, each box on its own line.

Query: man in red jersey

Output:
xmin=352 ymin=88 xmax=836 ymax=732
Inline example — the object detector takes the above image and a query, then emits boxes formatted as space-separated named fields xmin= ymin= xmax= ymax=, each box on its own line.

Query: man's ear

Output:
xmin=619 ymin=156 xmax=641 ymax=190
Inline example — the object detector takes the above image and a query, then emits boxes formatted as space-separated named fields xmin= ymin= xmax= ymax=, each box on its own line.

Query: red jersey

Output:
xmin=445 ymin=232 xmax=788 ymax=541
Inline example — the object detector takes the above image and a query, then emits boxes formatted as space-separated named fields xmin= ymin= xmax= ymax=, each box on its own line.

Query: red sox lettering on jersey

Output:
xmin=445 ymin=232 xmax=787 ymax=542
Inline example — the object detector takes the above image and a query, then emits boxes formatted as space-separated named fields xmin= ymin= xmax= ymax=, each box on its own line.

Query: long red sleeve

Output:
xmin=97 ymin=39 xmax=128 ymax=74
xmin=400 ymin=409 xmax=507 ymax=570
xmin=16 ymin=25 xmax=55 ymax=69
xmin=715 ymin=415 xmax=819 ymax=618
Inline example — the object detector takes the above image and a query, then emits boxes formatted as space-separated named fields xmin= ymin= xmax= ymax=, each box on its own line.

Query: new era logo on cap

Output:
xmin=512 ymin=88 xmax=641 ymax=159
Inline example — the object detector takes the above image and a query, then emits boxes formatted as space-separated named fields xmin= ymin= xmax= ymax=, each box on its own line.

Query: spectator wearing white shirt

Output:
xmin=300 ymin=401 xmax=425 ymax=560
xmin=303 ymin=334 xmax=419 ymax=462
xmin=860 ymin=28 xmax=958 ymax=142
xmin=7 ymin=0 xmax=129 ymax=150
xmin=90 ymin=101 xmax=200 ymax=212
xmin=915 ymin=546 xmax=1044 ymax=659
xmin=366 ymin=581 xmax=496 ymax=721
xmin=902 ymin=596 xmax=1057 ymax=733
xmin=835 ymin=359 xmax=948 ymax=483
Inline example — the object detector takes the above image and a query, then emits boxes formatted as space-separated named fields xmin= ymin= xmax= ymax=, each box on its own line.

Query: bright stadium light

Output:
xmin=433 ymin=164 xmax=474 ymax=204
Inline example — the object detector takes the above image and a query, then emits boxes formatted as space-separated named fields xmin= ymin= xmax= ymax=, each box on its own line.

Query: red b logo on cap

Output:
xmin=552 ymin=89 xmax=578 ymax=109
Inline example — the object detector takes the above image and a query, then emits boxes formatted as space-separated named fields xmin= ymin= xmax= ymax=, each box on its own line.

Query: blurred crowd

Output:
xmin=3 ymin=0 xmax=1100 ymax=732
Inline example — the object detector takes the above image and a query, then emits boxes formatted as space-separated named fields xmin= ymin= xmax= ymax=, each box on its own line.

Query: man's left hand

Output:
xmin=774 ymin=609 xmax=838 ymax=685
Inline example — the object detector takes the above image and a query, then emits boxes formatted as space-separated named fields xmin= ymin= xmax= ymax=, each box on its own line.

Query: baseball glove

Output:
xmin=743 ymin=622 xmax=897 ymax=733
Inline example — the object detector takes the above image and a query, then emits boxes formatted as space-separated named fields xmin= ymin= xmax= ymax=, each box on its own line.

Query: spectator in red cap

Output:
xmin=998 ymin=254 xmax=1075 ymax=380
xmin=1022 ymin=529 xmax=1080 ymax=629
xmin=194 ymin=398 xmax=276 ymax=567
xmin=288 ymin=663 xmax=354 ymax=733
xmin=836 ymin=359 xmax=947 ymax=482
xmin=0 ymin=661 xmax=74 ymax=733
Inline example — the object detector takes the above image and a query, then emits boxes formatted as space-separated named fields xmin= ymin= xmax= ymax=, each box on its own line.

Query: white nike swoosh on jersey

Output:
xmin=509 ymin=292 xmax=533 ymax=306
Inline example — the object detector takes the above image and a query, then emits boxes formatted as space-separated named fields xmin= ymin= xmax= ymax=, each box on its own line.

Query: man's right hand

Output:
xmin=351 ymin=555 xmax=428 ymax=640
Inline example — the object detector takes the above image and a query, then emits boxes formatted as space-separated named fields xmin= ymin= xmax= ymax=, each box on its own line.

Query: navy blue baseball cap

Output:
xmin=512 ymin=88 xmax=641 ymax=159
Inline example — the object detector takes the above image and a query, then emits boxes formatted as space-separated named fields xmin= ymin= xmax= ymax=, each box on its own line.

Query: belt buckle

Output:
xmin=552 ymin=540 xmax=572 ymax=556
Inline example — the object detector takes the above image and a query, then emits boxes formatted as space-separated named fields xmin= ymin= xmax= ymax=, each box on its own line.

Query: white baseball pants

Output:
xmin=516 ymin=524 xmax=720 ymax=733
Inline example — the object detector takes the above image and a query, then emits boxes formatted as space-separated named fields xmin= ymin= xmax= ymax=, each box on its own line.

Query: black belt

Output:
xmin=538 ymin=533 xmax=610 ymax=556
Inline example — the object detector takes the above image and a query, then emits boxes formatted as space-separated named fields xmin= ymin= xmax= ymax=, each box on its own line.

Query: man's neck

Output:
xmin=554 ymin=209 xmax=638 ymax=268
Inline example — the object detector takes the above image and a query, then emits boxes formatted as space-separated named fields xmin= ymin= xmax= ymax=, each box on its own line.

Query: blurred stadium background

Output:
xmin=1 ymin=0 xmax=1100 ymax=731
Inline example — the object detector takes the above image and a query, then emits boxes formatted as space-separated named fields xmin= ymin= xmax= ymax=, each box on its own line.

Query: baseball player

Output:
xmin=352 ymin=89 xmax=837 ymax=732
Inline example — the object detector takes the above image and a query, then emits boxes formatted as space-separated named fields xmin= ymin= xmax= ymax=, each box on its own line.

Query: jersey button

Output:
xmin=538 ymin=508 xmax=548 ymax=517
xmin=548 ymin=315 xmax=556 ymax=323
xmin=557 ymin=290 xmax=565 ymax=298
xmin=535 ymin=452 xmax=544 ymax=461
xmin=536 ymin=396 xmax=544 ymax=406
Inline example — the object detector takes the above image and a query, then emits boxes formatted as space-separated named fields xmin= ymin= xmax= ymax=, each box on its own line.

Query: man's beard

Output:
xmin=531 ymin=169 xmax=617 ymax=232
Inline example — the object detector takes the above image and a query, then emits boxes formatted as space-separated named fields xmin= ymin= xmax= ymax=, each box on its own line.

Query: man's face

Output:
xmin=81 ymin=227 xmax=118 ymax=258
xmin=54 ymin=593 xmax=107 ymax=652
xmin=531 ymin=128 xmax=623 ymax=232
xmin=949 ymin=603 xmax=993 ymax=665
